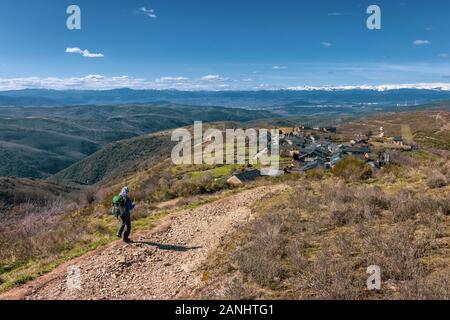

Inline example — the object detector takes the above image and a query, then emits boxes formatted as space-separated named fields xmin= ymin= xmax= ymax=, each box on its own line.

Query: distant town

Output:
xmin=228 ymin=124 xmax=414 ymax=185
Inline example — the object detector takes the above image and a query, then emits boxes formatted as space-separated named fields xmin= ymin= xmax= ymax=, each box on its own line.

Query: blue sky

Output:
xmin=0 ymin=0 xmax=450 ymax=90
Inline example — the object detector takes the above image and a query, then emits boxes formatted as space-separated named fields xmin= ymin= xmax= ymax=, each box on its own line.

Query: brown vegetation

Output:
xmin=426 ymin=170 xmax=448 ymax=189
xmin=201 ymin=172 xmax=450 ymax=300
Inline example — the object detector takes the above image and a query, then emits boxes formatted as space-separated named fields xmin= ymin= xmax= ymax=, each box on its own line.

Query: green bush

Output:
xmin=332 ymin=156 xmax=372 ymax=181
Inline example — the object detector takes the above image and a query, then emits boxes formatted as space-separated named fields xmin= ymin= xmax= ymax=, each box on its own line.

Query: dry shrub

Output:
xmin=297 ymin=248 xmax=362 ymax=300
xmin=426 ymin=171 xmax=448 ymax=189
xmin=398 ymin=269 xmax=450 ymax=300
xmin=286 ymin=180 xmax=390 ymax=228
xmin=296 ymin=232 xmax=364 ymax=300
xmin=328 ymin=185 xmax=390 ymax=226
xmin=358 ymin=187 xmax=391 ymax=211
xmin=0 ymin=199 xmax=109 ymax=265
xmin=422 ymin=195 xmax=450 ymax=216
xmin=131 ymin=188 xmax=148 ymax=202
xmin=235 ymin=213 xmax=286 ymax=288
xmin=440 ymin=161 xmax=450 ymax=180
xmin=84 ymin=189 xmax=96 ymax=205
xmin=390 ymin=150 xmax=415 ymax=167
xmin=359 ymin=223 xmax=428 ymax=281
xmin=221 ymin=176 xmax=447 ymax=300
xmin=390 ymin=189 xmax=423 ymax=222
xmin=130 ymin=209 xmax=152 ymax=221
xmin=331 ymin=181 xmax=356 ymax=203
xmin=286 ymin=239 xmax=308 ymax=275
xmin=391 ymin=190 xmax=450 ymax=222
xmin=212 ymin=275 xmax=259 ymax=300
xmin=329 ymin=206 xmax=353 ymax=227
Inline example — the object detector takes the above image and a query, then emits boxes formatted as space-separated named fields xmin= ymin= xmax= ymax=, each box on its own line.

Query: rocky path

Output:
xmin=1 ymin=185 xmax=285 ymax=300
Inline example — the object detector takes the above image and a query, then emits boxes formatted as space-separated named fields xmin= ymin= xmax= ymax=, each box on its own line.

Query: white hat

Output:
xmin=119 ymin=186 xmax=129 ymax=197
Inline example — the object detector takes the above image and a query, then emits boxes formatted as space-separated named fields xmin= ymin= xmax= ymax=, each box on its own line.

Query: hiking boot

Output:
xmin=116 ymin=233 xmax=122 ymax=238
xmin=123 ymin=238 xmax=132 ymax=243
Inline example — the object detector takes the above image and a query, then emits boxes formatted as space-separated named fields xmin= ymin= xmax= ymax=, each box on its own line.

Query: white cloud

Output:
xmin=65 ymin=48 xmax=81 ymax=53
xmin=0 ymin=75 xmax=250 ymax=91
xmin=200 ymin=74 xmax=226 ymax=81
xmin=5 ymin=75 xmax=149 ymax=90
xmin=155 ymin=76 xmax=189 ymax=83
xmin=439 ymin=53 xmax=448 ymax=59
xmin=413 ymin=40 xmax=431 ymax=45
xmin=137 ymin=7 xmax=157 ymax=18
xmin=321 ymin=42 xmax=332 ymax=47
xmin=66 ymin=47 xmax=104 ymax=58
xmin=328 ymin=12 xmax=351 ymax=16
xmin=0 ymin=75 xmax=142 ymax=91
xmin=272 ymin=65 xmax=288 ymax=70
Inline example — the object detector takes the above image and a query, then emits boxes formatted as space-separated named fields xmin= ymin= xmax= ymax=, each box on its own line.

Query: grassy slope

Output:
xmin=339 ymin=111 xmax=450 ymax=150
xmin=199 ymin=172 xmax=449 ymax=300
xmin=0 ymin=184 xmax=251 ymax=293
xmin=195 ymin=111 xmax=450 ymax=300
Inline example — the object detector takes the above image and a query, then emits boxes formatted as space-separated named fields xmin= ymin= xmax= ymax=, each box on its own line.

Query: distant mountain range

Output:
xmin=287 ymin=83 xmax=450 ymax=91
xmin=2 ymin=88 xmax=450 ymax=108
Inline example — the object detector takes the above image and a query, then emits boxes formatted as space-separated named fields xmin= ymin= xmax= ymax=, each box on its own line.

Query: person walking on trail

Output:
xmin=113 ymin=186 xmax=135 ymax=243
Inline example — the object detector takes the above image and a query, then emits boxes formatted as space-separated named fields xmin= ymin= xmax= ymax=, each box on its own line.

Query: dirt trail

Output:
xmin=0 ymin=185 xmax=285 ymax=300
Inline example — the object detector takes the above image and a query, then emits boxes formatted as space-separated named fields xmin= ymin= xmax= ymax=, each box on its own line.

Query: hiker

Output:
xmin=113 ymin=186 xmax=135 ymax=243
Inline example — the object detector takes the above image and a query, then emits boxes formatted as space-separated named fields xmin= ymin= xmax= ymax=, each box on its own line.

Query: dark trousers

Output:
xmin=118 ymin=213 xmax=131 ymax=240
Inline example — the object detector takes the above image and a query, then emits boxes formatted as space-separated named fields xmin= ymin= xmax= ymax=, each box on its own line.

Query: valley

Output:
xmin=1 ymin=90 xmax=449 ymax=180
xmin=0 ymin=104 xmax=448 ymax=299
xmin=0 ymin=103 xmax=273 ymax=178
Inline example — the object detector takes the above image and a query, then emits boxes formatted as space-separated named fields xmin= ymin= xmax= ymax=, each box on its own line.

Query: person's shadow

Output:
xmin=133 ymin=240 xmax=202 ymax=252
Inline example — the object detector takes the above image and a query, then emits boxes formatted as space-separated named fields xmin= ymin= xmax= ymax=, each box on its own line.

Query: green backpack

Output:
xmin=111 ymin=195 xmax=125 ymax=218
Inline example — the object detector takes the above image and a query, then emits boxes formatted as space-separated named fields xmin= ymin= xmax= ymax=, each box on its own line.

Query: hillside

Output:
xmin=0 ymin=95 xmax=59 ymax=107
xmin=49 ymin=120 xmax=258 ymax=187
xmin=0 ymin=110 xmax=448 ymax=299
xmin=3 ymin=88 xmax=450 ymax=108
xmin=0 ymin=177 xmax=75 ymax=210
xmin=0 ymin=185 xmax=285 ymax=300
xmin=50 ymin=132 xmax=173 ymax=186
xmin=339 ymin=111 xmax=450 ymax=151
xmin=0 ymin=104 xmax=273 ymax=178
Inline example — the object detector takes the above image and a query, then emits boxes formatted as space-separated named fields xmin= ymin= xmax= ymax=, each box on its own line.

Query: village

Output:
xmin=227 ymin=124 xmax=414 ymax=186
